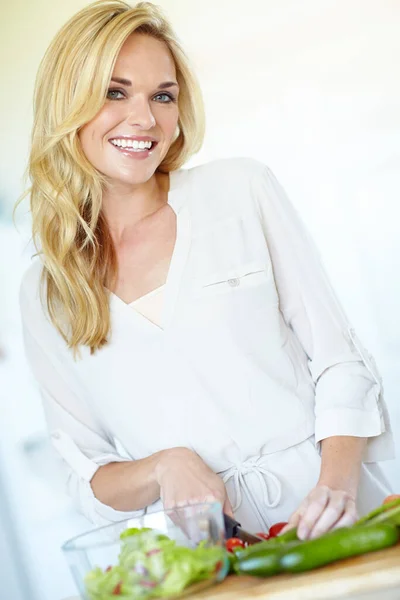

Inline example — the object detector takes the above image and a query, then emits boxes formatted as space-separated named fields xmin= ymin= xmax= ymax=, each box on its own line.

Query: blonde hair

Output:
xmin=20 ymin=0 xmax=205 ymax=354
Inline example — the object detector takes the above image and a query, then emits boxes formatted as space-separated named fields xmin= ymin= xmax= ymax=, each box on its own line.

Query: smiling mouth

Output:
xmin=109 ymin=139 xmax=157 ymax=152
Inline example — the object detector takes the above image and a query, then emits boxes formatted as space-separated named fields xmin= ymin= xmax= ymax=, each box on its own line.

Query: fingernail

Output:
xmin=298 ymin=526 xmax=308 ymax=540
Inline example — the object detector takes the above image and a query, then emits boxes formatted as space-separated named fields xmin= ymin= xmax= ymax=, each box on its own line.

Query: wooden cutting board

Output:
xmin=188 ymin=543 xmax=400 ymax=600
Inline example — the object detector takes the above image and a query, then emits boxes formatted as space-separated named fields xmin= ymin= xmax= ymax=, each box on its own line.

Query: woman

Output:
xmin=19 ymin=0 xmax=394 ymax=540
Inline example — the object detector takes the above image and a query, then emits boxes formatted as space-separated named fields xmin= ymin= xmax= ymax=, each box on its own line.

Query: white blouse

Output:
xmin=20 ymin=158 xmax=394 ymax=532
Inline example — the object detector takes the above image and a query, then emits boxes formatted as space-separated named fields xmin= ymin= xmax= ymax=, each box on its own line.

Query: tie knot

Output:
xmin=222 ymin=456 xmax=282 ymax=517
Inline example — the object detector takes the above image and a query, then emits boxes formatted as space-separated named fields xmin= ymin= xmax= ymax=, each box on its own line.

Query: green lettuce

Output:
xmin=84 ymin=528 xmax=227 ymax=599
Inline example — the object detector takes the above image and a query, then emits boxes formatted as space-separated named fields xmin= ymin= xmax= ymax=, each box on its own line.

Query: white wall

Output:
xmin=161 ymin=0 xmax=400 ymax=488
xmin=1 ymin=2 xmax=399 ymax=599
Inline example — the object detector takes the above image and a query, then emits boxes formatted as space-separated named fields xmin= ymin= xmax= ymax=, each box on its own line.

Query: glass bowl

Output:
xmin=62 ymin=502 xmax=229 ymax=599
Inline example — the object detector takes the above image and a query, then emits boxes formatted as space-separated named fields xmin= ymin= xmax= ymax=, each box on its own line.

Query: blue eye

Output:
xmin=107 ymin=89 xmax=125 ymax=100
xmin=153 ymin=93 xmax=175 ymax=103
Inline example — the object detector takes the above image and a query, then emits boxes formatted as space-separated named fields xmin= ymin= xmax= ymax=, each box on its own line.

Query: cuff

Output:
xmin=51 ymin=429 xmax=148 ymax=526
xmin=315 ymin=407 xmax=395 ymax=462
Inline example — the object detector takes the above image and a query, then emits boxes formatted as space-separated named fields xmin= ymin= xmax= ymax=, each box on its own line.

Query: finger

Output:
xmin=280 ymin=507 xmax=305 ymax=534
xmin=308 ymin=492 xmax=348 ymax=539
xmin=280 ymin=495 xmax=311 ymax=534
xmin=297 ymin=486 xmax=330 ymax=540
xmin=280 ymin=523 xmax=295 ymax=534
xmin=332 ymin=499 xmax=358 ymax=530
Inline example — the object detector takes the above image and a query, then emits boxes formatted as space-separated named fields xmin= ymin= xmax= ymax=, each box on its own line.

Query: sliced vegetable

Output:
xmin=280 ymin=523 xmax=399 ymax=574
xmin=234 ymin=528 xmax=299 ymax=561
xmin=112 ymin=582 xmax=122 ymax=595
xmin=225 ymin=537 xmax=245 ymax=553
xmin=120 ymin=526 xmax=152 ymax=539
xmin=85 ymin=528 xmax=226 ymax=599
xmin=255 ymin=532 xmax=270 ymax=540
xmin=269 ymin=522 xmax=288 ymax=538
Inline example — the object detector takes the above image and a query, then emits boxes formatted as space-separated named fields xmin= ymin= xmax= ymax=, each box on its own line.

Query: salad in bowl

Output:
xmin=62 ymin=502 xmax=228 ymax=599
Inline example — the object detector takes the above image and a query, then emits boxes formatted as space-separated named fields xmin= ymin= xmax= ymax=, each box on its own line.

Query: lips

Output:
xmin=108 ymin=139 xmax=158 ymax=160
xmin=110 ymin=140 xmax=158 ymax=150
xmin=109 ymin=136 xmax=158 ymax=145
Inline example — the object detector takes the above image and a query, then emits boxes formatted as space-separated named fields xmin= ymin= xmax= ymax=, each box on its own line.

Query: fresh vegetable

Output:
xmin=85 ymin=527 xmax=226 ymax=599
xmin=112 ymin=582 xmax=122 ymax=595
xmin=120 ymin=527 xmax=152 ymax=539
xmin=225 ymin=537 xmax=245 ymax=553
xmin=268 ymin=522 xmax=288 ymax=538
xmin=234 ymin=541 xmax=300 ymax=577
xmin=233 ymin=528 xmax=299 ymax=561
xmin=356 ymin=497 xmax=400 ymax=526
xmin=279 ymin=523 xmax=399 ymax=574
xmin=367 ymin=503 xmax=400 ymax=527
xmin=267 ymin=527 xmax=299 ymax=545
xmin=383 ymin=495 xmax=400 ymax=505
xmin=227 ymin=552 xmax=238 ymax=575
xmin=255 ymin=532 xmax=270 ymax=540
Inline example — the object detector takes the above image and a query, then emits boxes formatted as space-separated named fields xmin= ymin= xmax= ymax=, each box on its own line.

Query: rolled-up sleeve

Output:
xmin=20 ymin=276 xmax=150 ymax=526
xmin=252 ymin=164 xmax=395 ymax=462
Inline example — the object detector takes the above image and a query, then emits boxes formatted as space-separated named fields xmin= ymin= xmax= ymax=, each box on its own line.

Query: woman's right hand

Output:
xmin=155 ymin=447 xmax=234 ymax=517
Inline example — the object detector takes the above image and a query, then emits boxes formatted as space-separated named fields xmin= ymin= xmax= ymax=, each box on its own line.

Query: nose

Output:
xmin=126 ymin=96 xmax=156 ymax=130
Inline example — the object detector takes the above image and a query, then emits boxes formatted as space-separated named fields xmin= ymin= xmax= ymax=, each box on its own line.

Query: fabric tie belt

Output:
xmin=222 ymin=455 xmax=282 ymax=529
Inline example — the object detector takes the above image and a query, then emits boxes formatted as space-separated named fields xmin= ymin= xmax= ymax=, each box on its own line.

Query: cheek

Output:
xmin=79 ymin=107 xmax=121 ymax=153
xmin=79 ymin=126 xmax=95 ymax=158
xmin=155 ymin=106 xmax=179 ymax=139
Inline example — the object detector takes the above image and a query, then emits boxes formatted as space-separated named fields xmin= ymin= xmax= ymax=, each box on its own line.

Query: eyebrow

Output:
xmin=110 ymin=77 xmax=179 ymax=89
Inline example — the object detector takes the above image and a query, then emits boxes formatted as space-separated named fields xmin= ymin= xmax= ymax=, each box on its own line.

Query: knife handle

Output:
xmin=223 ymin=513 xmax=241 ymax=538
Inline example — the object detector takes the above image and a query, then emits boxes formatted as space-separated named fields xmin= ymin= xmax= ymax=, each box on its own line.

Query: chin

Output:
xmin=106 ymin=165 xmax=160 ymax=186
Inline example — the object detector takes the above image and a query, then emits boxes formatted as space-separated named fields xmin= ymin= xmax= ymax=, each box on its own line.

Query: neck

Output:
xmin=102 ymin=172 xmax=169 ymax=242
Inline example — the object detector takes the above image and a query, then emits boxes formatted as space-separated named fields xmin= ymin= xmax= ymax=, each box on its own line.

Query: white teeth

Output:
xmin=111 ymin=139 xmax=154 ymax=150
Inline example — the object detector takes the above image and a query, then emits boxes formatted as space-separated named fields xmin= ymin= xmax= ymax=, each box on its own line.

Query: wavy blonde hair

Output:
xmin=20 ymin=0 xmax=205 ymax=354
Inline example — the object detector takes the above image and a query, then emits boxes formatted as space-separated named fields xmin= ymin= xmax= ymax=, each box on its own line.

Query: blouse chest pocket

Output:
xmin=193 ymin=262 xmax=273 ymax=300
xmin=189 ymin=260 xmax=283 ymax=357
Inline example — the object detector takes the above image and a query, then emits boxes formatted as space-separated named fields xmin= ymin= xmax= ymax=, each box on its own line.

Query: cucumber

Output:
xmin=279 ymin=523 xmax=399 ymax=574
xmin=235 ymin=528 xmax=299 ymax=561
xmin=235 ymin=541 xmax=301 ymax=577
xmin=227 ymin=552 xmax=237 ymax=575
xmin=363 ymin=504 xmax=400 ymax=527
xmin=356 ymin=498 xmax=400 ymax=526
xmin=269 ymin=528 xmax=300 ymax=545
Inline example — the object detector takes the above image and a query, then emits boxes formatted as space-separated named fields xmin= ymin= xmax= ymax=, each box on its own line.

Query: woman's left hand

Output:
xmin=281 ymin=484 xmax=358 ymax=540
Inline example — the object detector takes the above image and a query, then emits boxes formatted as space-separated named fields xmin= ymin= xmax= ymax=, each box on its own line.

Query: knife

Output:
xmin=223 ymin=513 xmax=263 ymax=545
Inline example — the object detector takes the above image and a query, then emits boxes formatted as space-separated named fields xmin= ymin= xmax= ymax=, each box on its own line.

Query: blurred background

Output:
xmin=1 ymin=1 xmax=399 ymax=598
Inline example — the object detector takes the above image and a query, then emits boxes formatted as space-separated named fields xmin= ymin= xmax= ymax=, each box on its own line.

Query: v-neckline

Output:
xmin=109 ymin=168 xmax=191 ymax=332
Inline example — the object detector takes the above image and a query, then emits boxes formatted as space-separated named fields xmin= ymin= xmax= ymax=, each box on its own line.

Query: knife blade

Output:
xmin=223 ymin=513 xmax=263 ymax=545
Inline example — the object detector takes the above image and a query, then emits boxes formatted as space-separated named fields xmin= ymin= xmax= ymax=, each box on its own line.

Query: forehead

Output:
xmin=114 ymin=33 xmax=177 ymax=81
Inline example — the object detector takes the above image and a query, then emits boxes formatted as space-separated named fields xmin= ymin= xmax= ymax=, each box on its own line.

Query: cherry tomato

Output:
xmin=383 ymin=494 xmax=400 ymax=505
xmin=268 ymin=522 xmax=288 ymax=538
xmin=225 ymin=537 xmax=245 ymax=553
xmin=256 ymin=532 xmax=270 ymax=540
xmin=112 ymin=582 xmax=122 ymax=595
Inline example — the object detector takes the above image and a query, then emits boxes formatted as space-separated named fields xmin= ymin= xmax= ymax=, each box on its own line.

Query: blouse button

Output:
xmin=228 ymin=278 xmax=240 ymax=287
